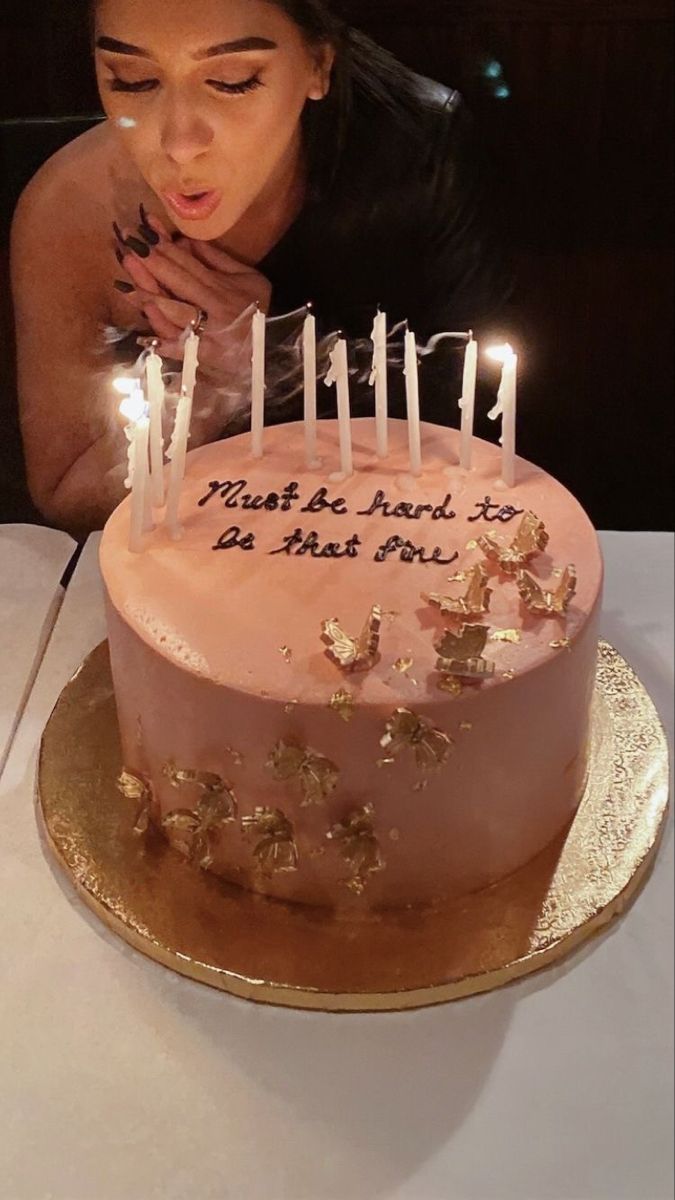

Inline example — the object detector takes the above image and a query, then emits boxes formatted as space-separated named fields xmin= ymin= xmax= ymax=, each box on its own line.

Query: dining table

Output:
xmin=0 ymin=525 xmax=672 ymax=1200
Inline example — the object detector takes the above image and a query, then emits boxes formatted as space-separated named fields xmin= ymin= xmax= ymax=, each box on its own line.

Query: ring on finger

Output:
xmin=192 ymin=308 xmax=208 ymax=335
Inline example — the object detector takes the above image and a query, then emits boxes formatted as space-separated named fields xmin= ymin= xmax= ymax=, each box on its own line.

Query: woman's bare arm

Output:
xmin=11 ymin=153 xmax=130 ymax=538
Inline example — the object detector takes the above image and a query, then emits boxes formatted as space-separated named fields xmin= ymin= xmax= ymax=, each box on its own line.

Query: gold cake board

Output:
xmin=37 ymin=641 xmax=670 ymax=1013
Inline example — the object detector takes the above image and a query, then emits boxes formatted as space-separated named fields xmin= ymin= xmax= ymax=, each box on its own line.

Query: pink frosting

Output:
xmin=101 ymin=419 xmax=603 ymax=908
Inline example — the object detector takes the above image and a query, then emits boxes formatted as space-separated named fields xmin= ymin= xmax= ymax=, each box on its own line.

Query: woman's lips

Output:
xmin=163 ymin=189 xmax=222 ymax=221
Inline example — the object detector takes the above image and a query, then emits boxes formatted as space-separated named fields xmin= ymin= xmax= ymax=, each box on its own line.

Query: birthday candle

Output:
xmin=370 ymin=309 xmax=389 ymax=458
xmin=164 ymin=387 xmax=193 ymax=540
xmin=303 ymin=307 xmax=318 ymax=467
xmin=404 ymin=328 xmax=422 ymax=476
xmin=182 ymin=327 xmax=200 ymax=400
xmin=145 ymin=346 xmax=166 ymax=508
xmin=487 ymin=344 xmax=518 ymax=488
xmin=325 ymin=336 xmax=353 ymax=477
xmin=120 ymin=386 xmax=152 ymax=553
xmin=459 ymin=335 xmax=478 ymax=470
xmin=251 ymin=306 xmax=266 ymax=459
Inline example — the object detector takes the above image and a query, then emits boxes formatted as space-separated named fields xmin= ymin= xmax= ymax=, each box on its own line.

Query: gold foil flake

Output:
xmin=284 ymin=701 xmax=299 ymax=715
xmin=389 ymin=828 xmax=401 ymax=842
xmin=424 ymin=564 xmax=493 ymax=619
xmin=447 ymin=571 xmax=468 ymax=584
xmin=322 ymin=605 xmax=382 ymax=673
xmin=460 ymin=721 xmax=473 ymax=732
xmin=490 ymin=629 xmax=522 ymax=644
xmin=162 ymin=791 xmax=237 ymax=870
xmin=478 ymin=511 xmax=550 ymax=575
xmin=117 ymin=769 xmax=153 ymax=836
xmin=381 ymin=709 xmax=453 ymax=771
xmin=466 ymin=539 xmax=479 ymax=551
xmin=327 ymin=804 xmax=385 ymax=895
xmin=161 ymin=762 xmax=238 ymax=868
xmin=394 ymin=657 xmax=414 ymax=674
xmin=550 ymin=638 xmax=573 ymax=652
xmin=517 ymin=566 xmax=578 ymax=617
xmin=413 ymin=779 xmax=430 ymax=793
xmin=502 ymin=670 xmax=516 ymax=681
xmin=329 ymin=689 xmax=355 ymax=723
xmin=435 ymin=625 xmax=496 ymax=682
xmin=164 ymin=762 xmax=238 ymax=822
xmin=241 ymin=808 xmax=299 ymax=875
xmin=438 ymin=675 xmax=463 ymax=696
xmin=279 ymin=646 xmax=293 ymax=664
xmin=225 ymin=746 xmax=244 ymax=768
xmin=267 ymin=740 xmax=339 ymax=806
xmin=377 ymin=756 xmax=396 ymax=769
xmin=162 ymin=810 xmax=211 ymax=868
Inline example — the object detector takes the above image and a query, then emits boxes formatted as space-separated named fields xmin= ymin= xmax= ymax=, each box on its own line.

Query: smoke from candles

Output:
xmin=100 ymin=304 xmax=475 ymax=485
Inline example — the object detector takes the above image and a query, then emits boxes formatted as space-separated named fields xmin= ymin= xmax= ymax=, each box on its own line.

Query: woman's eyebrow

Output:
xmin=95 ymin=35 xmax=278 ymax=59
xmin=96 ymin=37 xmax=150 ymax=57
xmin=196 ymin=37 xmax=278 ymax=59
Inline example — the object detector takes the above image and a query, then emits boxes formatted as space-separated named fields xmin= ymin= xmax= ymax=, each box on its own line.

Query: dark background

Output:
xmin=1 ymin=0 xmax=673 ymax=530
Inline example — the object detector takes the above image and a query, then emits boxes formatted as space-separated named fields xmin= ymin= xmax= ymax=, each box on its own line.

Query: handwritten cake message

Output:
xmin=198 ymin=479 xmax=524 ymax=565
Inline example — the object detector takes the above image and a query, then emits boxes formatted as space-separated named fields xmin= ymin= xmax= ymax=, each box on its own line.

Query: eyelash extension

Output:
xmin=207 ymin=75 xmax=264 ymax=95
xmin=108 ymin=75 xmax=264 ymax=96
xmin=109 ymin=78 xmax=158 ymax=94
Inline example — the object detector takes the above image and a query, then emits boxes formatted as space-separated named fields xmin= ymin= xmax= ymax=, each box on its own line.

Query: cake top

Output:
xmin=100 ymin=418 xmax=603 ymax=707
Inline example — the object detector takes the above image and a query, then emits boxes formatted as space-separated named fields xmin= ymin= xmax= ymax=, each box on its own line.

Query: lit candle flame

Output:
xmin=119 ymin=389 xmax=148 ymax=424
xmin=113 ymin=376 xmax=137 ymax=397
xmin=486 ymin=342 xmax=516 ymax=364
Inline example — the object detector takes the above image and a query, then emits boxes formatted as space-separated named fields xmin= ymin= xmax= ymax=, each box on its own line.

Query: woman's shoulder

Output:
xmin=12 ymin=121 xmax=118 ymax=245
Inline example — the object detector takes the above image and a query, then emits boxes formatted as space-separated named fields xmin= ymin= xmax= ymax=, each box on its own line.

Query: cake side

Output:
xmin=101 ymin=418 xmax=603 ymax=908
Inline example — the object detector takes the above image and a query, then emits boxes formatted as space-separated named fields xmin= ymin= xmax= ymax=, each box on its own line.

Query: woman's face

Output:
xmin=95 ymin=0 xmax=333 ymax=239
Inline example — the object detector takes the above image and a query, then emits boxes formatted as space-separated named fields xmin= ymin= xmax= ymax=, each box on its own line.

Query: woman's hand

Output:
xmin=113 ymin=210 xmax=272 ymax=371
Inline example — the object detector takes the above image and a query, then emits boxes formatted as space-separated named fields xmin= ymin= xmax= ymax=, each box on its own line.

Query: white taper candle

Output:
xmin=325 ymin=336 xmax=353 ymax=477
xmin=145 ymin=347 xmax=166 ymax=508
xmin=251 ymin=306 xmax=266 ymax=459
xmin=487 ymin=343 xmax=518 ymax=488
xmin=459 ymin=334 xmax=478 ymax=470
xmin=370 ymin=310 xmax=389 ymax=458
xmin=181 ymin=327 xmax=200 ymax=400
xmin=164 ymin=388 xmax=193 ymax=540
xmin=404 ymin=328 xmax=423 ymax=476
xmin=121 ymin=387 xmax=152 ymax=554
xmin=303 ymin=307 xmax=318 ymax=467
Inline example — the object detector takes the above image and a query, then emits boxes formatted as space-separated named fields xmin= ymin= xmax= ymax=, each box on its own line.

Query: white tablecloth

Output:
xmin=0 ymin=525 xmax=75 ymax=776
xmin=0 ymin=530 xmax=672 ymax=1200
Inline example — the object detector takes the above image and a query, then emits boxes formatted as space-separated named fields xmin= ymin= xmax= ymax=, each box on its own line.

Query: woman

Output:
xmin=11 ymin=0 xmax=511 ymax=536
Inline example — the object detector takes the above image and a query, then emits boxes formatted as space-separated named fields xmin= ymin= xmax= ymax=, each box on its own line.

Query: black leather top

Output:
xmin=259 ymin=70 xmax=513 ymax=343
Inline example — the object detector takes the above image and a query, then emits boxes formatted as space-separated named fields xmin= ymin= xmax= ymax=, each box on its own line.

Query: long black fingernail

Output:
xmin=115 ymin=246 xmax=125 ymax=266
xmin=113 ymin=221 xmax=126 ymax=246
xmin=138 ymin=222 xmax=160 ymax=247
xmin=114 ymin=279 xmax=135 ymax=294
xmin=124 ymin=235 xmax=151 ymax=259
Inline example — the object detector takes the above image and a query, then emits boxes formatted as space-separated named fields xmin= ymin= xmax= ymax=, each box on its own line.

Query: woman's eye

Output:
xmin=207 ymin=75 xmax=264 ymax=95
xmin=109 ymin=77 xmax=158 ymax=94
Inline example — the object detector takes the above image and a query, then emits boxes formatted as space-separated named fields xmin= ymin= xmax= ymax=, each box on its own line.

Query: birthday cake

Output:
xmin=100 ymin=417 xmax=603 ymax=909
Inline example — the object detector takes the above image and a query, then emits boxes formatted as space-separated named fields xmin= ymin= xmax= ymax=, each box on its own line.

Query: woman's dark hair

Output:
xmin=91 ymin=0 xmax=429 ymax=196
xmin=282 ymin=1 xmax=428 ymax=195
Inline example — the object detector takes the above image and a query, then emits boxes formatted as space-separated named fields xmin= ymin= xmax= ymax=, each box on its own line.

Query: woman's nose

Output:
xmin=160 ymin=101 xmax=214 ymax=165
